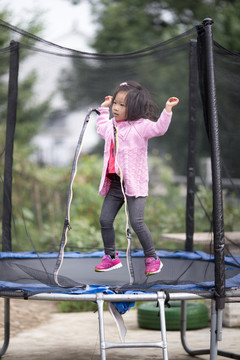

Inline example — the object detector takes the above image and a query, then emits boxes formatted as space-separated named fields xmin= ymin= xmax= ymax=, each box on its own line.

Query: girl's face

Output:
xmin=112 ymin=91 xmax=127 ymax=121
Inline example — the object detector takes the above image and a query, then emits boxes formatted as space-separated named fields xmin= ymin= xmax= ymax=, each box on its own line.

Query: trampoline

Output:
xmin=0 ymin=17 xmax=240 ymax=360
xmin=0 ymin=250 xmax=240 ymax=360
xmin=0 ymin=249 xmax=240 ymax=359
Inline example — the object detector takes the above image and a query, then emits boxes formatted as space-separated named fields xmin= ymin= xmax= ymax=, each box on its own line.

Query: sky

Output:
xmin=1 ymin=0 xmax=96 ymax=51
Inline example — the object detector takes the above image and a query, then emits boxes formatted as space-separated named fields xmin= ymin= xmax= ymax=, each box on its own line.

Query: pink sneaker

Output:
xmin=95 ymin=253 xmax=122 ymax=272
xmin=145 ymin=257 xmax=163 ymax=276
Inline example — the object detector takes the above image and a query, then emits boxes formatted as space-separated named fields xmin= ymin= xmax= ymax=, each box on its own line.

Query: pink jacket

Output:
xmin=97 ymin=107 xmax=172 ymax=197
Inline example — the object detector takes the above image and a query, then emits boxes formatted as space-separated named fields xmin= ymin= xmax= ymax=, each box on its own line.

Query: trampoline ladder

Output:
xmin=96 ymin=291 xmax=168 ymax=360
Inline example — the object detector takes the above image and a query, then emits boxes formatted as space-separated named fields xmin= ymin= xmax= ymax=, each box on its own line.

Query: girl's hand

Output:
xmin=165 ymin=97 xmax=179 ymax=113
xmin=101 ymin=96 xmax=113 ymax=107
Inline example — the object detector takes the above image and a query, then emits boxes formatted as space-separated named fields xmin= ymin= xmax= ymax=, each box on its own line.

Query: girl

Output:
xmin=95 ymin=81 xmax=179 ymax=276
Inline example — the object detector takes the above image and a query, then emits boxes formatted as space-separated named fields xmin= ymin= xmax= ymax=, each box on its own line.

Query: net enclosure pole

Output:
xmin=185 ymin=39 xmax=198 ymax=252
xmin=197 ymin=19 xmax=225 ymax=310
xmin=2 ymin=41 xmax=19 ymax=251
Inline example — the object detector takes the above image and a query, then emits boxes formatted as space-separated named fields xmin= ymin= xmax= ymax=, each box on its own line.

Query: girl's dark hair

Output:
xmin=112 ymin=81 xmax=159 ymax=121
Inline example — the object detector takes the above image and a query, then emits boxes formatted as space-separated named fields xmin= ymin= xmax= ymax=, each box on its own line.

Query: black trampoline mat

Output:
xmin=0 ymin=255 xmax=239 ymax=290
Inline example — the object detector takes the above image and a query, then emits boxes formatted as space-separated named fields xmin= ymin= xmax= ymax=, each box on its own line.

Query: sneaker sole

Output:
xmin=145 ymin=261 xmax=163 ymax=276
xmin=95 ymin=262 xmax=123 ymax=272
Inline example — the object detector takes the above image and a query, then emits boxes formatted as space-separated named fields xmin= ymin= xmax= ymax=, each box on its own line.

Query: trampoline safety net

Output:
xmin=0 ymin=19 xmax=240 ymax=296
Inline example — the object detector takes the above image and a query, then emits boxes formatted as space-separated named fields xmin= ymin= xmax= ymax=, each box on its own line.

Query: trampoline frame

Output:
xmin=1 ymin=290 xmax=240 ymax=359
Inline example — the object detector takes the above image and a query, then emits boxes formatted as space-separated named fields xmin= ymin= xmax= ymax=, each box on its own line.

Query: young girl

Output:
xmin=95 ymin=81 xmax=179 ymax=276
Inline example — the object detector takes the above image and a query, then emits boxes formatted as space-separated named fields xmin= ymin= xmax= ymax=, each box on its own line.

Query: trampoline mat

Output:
xmin=0 ymin=250 xmax=240 ymax=292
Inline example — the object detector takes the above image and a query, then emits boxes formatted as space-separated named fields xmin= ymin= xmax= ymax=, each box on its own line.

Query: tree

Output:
xmin=0 ymin=8 xmax=52 ymax=250
xmin=0 ymin=9 xmax=51 ymax=147
xmin=61 ymin=0 xmax=240 ymax=177
xmin=89 ymin=0 xmax=240 ymax=52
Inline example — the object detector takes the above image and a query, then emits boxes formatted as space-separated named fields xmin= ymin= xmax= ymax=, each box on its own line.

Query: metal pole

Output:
xmin=185 ymin=39 xmax=198 ymax=252
xmin=0 ymin=298 xmax=10 ymax=357
xmin=2 ymin=41 xmax=19 ymax=251
xmin=210 ymin=299 xmax=218 ymax=359
xmin=197 ymin=18 xmax=225 ymax=311
xmin=157 ymin=294 xmax=168 ymax=360
xmin=97 ymin=294 xmax=106 ymax=360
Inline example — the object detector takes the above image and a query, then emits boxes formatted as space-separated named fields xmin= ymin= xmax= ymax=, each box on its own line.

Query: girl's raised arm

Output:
xmin=101 ymin=96 xmax=113 ymax=108
xmin=165 ymin=97 xmax=179 ymax=113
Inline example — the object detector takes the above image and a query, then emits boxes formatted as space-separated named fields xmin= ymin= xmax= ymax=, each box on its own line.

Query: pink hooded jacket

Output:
xmin=97 ymin=107 xmax=172 ymax=197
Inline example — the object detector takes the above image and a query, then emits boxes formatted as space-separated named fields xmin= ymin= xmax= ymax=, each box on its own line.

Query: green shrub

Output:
xmin=57 ymin=300 xmax=108 ymax=313
xmin=10 ymin=153 xmax=240 ymax=252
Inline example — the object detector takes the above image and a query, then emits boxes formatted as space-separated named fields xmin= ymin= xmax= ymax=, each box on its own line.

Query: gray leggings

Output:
xmin=99 ymin=175 xmax=157 ymax=258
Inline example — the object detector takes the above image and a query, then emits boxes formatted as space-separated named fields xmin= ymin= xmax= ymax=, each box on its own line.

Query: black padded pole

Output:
xmin=185 ymin=39 xmax=198 ymax=252
xmin=2 ymin=41 xmax=19 ymax=251
xmin=197 ymin=19 xmax=225 ymax=310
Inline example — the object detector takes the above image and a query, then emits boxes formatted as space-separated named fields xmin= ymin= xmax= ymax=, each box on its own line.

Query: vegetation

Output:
xmin=0 ymin=9 xmax=50 ymax=146
xmin=0 ymin=7 xmax=53 ymax=250
xmin=57 ymin=299 xmax=108 ymax=313
xmin=61 ymin=0 xmax=240 ymax=177
xmin=1 ymin=2 xmax=239 ymax=252
xmin=89 ymin=0 xmax=240 ymax=52
xmin=10 ymin=153 xmax=240 ymax=252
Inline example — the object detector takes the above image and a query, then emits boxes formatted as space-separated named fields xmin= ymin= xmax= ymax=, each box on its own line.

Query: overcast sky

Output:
xmin=1 ymin=0 xmax=96 ymax=51
xmin=1 ymin=0 xmax=99 ymax=156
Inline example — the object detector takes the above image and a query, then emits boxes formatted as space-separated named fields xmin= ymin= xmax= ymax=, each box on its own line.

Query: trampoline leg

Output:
xmin=212 ymin=300 xmax=240 ymax=359
xmin=216 ymin=301 xmax=240 ymax=359
xmin=157 ymin=295 xmax=168 ymax=360
xmin=180 ymin=299 xmax=221 ymax=359
xmin=0 ymin=298 xmax=10 ymax=358
xmin=210 ymin=300 xmax=225 ymax=360
xmin=181 ymin=300 xmax=210 ymax=356
xmin=210 ymin=299 xmax=218 ymax=359
xmin=97 ymin=295 xmax=106 ymax=360
xmin=181 ymin=299 xmax=240 ymax=360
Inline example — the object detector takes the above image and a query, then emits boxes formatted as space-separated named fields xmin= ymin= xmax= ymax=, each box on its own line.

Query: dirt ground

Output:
xmin=0 ymin=298 xmax=240 ymax=359
xmin=0 ymin=298 xmax=57 ymax=339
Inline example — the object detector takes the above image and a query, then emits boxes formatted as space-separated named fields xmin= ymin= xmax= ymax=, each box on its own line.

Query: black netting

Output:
xmin=0 ymin=19 xmax=240 ymax=294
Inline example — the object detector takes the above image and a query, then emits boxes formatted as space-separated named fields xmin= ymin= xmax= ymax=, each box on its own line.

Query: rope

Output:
xmin=54 ymin=108 xmax=100 ymax=287
xmin=114 ymin=125 xmax=135 ymax=285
